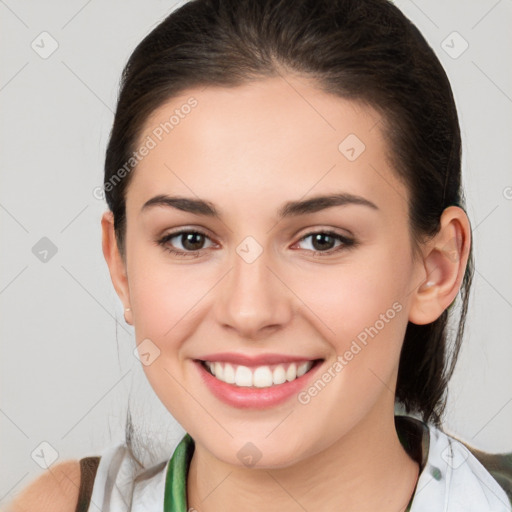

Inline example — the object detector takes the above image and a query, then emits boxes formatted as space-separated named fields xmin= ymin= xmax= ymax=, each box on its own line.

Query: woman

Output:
xmin=8 ymin=0 xmax=511 ymax=510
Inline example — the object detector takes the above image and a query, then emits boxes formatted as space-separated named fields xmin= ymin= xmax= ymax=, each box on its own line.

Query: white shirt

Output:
xmin=86 ymin=418 xmax=511 ymax=511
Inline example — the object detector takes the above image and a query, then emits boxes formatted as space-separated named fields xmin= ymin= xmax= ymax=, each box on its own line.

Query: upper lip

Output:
xmin=195 ymin=352 xmax=322 ymax=367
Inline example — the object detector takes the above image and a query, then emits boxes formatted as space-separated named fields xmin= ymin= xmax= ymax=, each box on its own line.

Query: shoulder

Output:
xmin=397 ymin=416 xmax=511 ymax=510
xmin=424 ymin=424 xmax=512 ymax=511
xmin=6 ymin=460 xmax=81 ymax=512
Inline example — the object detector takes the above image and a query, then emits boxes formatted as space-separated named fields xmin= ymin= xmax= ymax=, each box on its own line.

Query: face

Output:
xmin=113 ymin=76 xmax=427 ymax=467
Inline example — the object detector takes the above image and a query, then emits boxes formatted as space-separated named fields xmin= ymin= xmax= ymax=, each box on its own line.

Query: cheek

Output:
xmin=290 ymin=246 xmax=413 ymax=365
xmin=125 ymin=252 xmax=212 ymax=415
xmin=284 ymin=252 xmax=412 ymax=428
xmin=128 ymin=255 xmax=213 ymax=344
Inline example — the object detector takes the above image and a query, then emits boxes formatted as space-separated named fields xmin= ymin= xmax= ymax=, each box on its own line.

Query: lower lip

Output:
xmin=194 ymin=360 xmax=322 ymax=409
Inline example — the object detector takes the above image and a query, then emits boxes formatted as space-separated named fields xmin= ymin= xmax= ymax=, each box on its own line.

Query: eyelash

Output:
xmin=156 ymin=229 xmax=357 ymax=258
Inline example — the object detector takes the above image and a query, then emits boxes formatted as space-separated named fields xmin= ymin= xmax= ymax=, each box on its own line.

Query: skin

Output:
xmin=102 ymin=75 xmax=471 ymax=511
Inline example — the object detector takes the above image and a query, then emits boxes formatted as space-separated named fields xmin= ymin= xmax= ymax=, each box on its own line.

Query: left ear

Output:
xmin=409 ymin=206 xmax=471 ymax=325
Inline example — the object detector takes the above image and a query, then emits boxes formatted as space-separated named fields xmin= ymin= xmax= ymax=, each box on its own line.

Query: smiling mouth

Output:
xmin=199 ymin=359 xmax=322 ymax=388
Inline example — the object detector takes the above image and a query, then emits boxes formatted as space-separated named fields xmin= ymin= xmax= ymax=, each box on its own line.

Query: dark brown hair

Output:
xmin=104 ymin=0 xmax=474 ymax=461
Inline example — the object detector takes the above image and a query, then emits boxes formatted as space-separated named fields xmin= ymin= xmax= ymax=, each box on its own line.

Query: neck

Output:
xmin=186 ymin=403 xmax=419 ymax=512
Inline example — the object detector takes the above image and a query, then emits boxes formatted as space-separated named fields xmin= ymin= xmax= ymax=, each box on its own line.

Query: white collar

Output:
xmin=409 ymin=421 xmax=510 ymax=511
xmin=87 ymin=418 xmax=511 ymax=512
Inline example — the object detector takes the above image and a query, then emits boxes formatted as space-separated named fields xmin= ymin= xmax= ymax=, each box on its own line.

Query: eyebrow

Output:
xmin=140 ymin=192 xmax=379 ymax=218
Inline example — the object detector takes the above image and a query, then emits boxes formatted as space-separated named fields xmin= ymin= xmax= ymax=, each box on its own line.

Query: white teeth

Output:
xmin=286 ymin=363 xmax=297 ymax=382
xmin=203 ymin=360 xmax=314 ymax=388
xmin=223 ymin=363 xmax=235 ymax=384
xmin=297 ymin=362 xmax=310 ymax=377
xmin=235 ymin=365 xmax=253 ymax=387
xmin=253 ymin=366 xmax=273 ymax=388
xmin=272 ymin=365 xmax=287 ymax=385
xmin=214 ymin=362 xmax=224 ymax=380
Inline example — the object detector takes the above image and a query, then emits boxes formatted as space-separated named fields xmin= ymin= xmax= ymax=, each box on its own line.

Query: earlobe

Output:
xmin=101 ymin=211 xmax=133 ymax=324
xmin=408 ymin=206 xmax=471 ymax=325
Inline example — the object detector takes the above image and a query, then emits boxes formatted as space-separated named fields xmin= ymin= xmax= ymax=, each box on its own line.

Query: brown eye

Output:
xmin=179 ymin=232 xmax=207 ymax=251
xmin=296 ymin=231 xmax=355 ymax=255
xmin=310 ymin=233 xmax=336 ymax=251
xmin=157 ymin=230 xmax=215 ymax=256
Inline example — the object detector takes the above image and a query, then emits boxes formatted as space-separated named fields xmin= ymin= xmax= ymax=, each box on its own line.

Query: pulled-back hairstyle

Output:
xmin=104 ymin=0 xmax=474 ymax=464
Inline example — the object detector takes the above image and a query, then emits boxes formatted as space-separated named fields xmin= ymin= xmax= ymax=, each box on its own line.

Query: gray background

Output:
xmin=1 ymin=0 xmax=511 ymax=505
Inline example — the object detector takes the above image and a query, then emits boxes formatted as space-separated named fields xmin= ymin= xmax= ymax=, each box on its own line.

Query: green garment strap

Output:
xmin=163 ymin=433 xmax=195 ymax=512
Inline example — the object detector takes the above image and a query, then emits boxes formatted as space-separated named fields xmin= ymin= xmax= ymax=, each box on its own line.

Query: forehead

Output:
xmin=128 ymin=76 xmax=408 ymax=218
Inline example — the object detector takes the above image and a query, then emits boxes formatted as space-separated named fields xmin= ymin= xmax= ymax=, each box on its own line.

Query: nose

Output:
xmin=214 ymin=244 xmax=294 ymax=340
